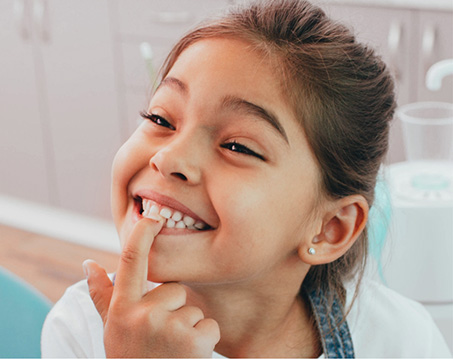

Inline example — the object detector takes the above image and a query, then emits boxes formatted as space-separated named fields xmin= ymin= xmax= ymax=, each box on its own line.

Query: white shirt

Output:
xmin=41 ymin=277 xmax=452 ymax=358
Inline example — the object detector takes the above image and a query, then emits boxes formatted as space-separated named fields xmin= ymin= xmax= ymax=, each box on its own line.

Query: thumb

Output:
xmin=83 ymin=259 xmax=113 ymax=324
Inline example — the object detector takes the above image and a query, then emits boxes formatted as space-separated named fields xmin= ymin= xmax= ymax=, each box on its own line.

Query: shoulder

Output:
xmin=345 ymin=278 xmax=451 ymax=358
xmin=346 ymin=278 xmax=429 ymax=326
xmin=41 ymin=277 xmax=106 ymax=358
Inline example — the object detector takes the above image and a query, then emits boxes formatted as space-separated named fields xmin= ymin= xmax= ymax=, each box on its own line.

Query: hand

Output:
xmin=84 ymin=218 xmax=221 ymax=358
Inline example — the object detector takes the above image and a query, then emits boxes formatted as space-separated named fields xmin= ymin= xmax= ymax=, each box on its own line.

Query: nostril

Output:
xmin=150 ymin=160 xmax=159 ymax=172
xmin=171 ymin=172 xmax=187 ymax=181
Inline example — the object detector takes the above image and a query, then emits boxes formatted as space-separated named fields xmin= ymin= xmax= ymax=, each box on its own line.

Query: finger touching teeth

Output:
xmin=143 ymin=211 xmax=164 ymax=223
xmin=141 ymin=198 xmax=210 ymax=231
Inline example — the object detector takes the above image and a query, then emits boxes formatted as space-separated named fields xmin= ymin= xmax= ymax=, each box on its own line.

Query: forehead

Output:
xmin=166 ymin=38 xmax=287 ymax=108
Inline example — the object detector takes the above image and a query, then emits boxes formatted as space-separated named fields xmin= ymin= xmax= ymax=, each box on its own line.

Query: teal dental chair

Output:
xmin=368 ymin=175 xmax=392 ymax=284
xmin=0 ymin=267 xmax=52 ymax=358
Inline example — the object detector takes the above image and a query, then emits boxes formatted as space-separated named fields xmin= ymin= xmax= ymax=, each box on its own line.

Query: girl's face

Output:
xmin=111 ymin=38 xmax=324 ymax=287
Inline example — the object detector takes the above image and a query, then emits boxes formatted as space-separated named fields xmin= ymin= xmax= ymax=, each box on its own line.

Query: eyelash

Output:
xmin=140 ymin=111 xmax=265 ymax=161
xmin=221 ymin=141 xmax=265 ymax=161
xmin=140 ymin=111 xmax=175 ymax=130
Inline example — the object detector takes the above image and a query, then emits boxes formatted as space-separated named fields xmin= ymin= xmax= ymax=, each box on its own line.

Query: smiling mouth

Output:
xmin=136 ymin=197 xmax=213 ymax=231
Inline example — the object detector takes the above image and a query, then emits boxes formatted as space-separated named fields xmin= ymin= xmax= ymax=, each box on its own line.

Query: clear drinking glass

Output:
xmin=397 ymin=102 xmax=453 ymax=162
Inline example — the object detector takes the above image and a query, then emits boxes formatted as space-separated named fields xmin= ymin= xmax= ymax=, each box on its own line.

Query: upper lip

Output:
xmin=134 ymin=189 xmax=214 ymax=228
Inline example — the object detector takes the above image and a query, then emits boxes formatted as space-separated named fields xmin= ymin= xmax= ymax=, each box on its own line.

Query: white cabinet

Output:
xmin=41 ymin=1 xmax=122 ymax=219
xmin=415 ymin=10 xmax=453 ymax=102
xmin=324 ymin=4 xmax=453 ymax=163
xmin=0 ymin=0 xmax=53 ymax=205
xmin=325 ymin=4 xmax=453 ymax=104
xmin=1 ymin=0 xmax=122 ymax=219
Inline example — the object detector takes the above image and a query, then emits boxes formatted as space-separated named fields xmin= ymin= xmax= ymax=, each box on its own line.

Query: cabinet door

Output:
xmin=0 ymin=0 xmax=52 ymax=204
xmin=415 ymin=10 xmax=453 ymax=102
xmin=115 ymin=0 xmax=233 ymax=39
xmin=40 ymin=0 xmax=121 ymax=218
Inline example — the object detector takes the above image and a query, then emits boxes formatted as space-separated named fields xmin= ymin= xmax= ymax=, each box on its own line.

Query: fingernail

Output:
xmin=82 ymin=259 xmax=95 ymax=278
xmin=146 ymin=212 xmax=164 ymax=223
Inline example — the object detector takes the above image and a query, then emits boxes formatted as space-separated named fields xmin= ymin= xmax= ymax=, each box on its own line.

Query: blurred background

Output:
xmin=0 ymin=0 xmax=452 ymax=356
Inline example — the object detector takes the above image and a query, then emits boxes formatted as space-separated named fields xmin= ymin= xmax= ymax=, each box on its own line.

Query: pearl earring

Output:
xmin=308 ymin=247 xmax=316 ymax=255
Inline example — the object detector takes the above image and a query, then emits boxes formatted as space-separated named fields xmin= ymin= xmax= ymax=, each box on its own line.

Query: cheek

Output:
xmin=112 ymin=141 xmax=139 ymax=188
xmin=110 ymin=148 xmax=133 ymax=238
xmin=111 ymin=145 xmax=131 ymax=211
xmin=110 ymin=137 xmax=148 ymax=227
xmin=111 ymin=130 xmax=153 ymax=191
xmin=211 ymin=184 xmax=293 ymax=254
xmin=212 ymin=173 xmax=318 ymax=250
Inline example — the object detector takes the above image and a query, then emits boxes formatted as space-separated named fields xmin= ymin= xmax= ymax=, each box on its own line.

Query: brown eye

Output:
xmin=221 ymin=141 xmax=265 ymax=161
xmin=140 ymin=111 xmax=175 ymax=130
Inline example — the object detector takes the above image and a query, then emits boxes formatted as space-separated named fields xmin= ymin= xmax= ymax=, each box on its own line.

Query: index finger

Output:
xmin=113 ymin=216 xmax=164 ymax=302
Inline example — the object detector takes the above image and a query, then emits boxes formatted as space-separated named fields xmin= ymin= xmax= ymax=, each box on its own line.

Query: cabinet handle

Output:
xmin=422 ymin=25 xmax=436 ymax=73
xmin=387 ymin=21 xmax=403 ymax=81
xmin=13 ymin=0 xmax=29 ymax=40
xmin=34 ymin=0 xmax=49 ymax=43
xmin=154 ymin=11 xmax=192 ymax=24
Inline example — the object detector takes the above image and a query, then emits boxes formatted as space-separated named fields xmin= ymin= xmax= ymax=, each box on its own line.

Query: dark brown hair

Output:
xmin=158 ymin=0 xmax=396 ymax=307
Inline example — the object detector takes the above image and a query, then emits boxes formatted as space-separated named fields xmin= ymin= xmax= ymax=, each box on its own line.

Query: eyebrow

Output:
xmin=158 ymin=76 xmax=289 ymax=143
xmin=158 ymin=76 xmax=188 ymax=95
xmin=221 ymin=95 xmax=289 ymax=143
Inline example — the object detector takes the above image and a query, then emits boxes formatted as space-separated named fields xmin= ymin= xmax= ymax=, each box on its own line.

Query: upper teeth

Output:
xmin=142 ymin=198 xmax=209 ymax=230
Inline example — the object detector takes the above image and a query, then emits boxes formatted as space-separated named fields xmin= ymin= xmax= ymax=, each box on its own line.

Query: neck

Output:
xmin=183 ymin=279 xmax=322 ymax=358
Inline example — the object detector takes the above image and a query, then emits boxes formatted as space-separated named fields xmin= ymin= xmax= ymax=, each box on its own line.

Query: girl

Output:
xmin=42 ymin=0 xmax=451 ymax=357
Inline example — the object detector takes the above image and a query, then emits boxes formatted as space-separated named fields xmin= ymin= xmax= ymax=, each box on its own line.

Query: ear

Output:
xmin=299 ymin=195 xmax=369 ymax=265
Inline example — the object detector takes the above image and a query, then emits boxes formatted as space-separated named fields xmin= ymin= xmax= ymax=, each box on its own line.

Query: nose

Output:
xmin=149 ymin=134 xmax=204 ymax=184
